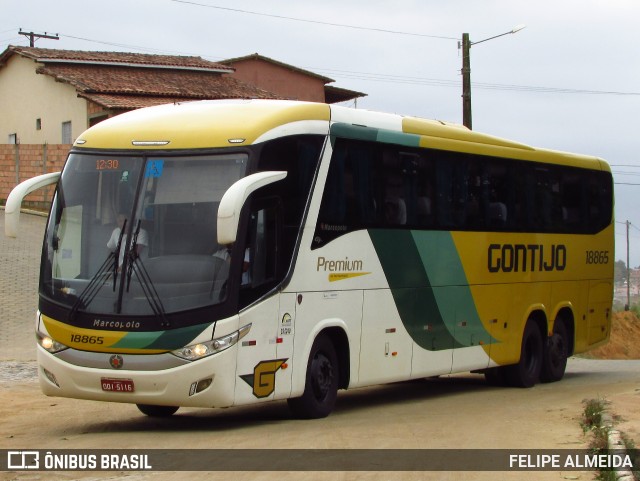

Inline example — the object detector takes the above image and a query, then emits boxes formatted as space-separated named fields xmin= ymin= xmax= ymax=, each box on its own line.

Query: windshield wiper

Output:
xmin=125 ymin=220 xmax=170 ymax=327
xmin=68 ymin=219 xmax=127 ymax=320
xmin=112 ymin=218 xmax=127 ymax=291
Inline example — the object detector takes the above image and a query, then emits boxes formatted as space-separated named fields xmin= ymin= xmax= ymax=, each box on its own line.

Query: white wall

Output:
xmin=0 ymin=55 xmax=88 ymax=144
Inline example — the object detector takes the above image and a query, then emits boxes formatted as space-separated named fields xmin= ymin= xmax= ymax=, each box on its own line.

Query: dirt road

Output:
xmin=2 ymin=357 xmax=639 ymax=481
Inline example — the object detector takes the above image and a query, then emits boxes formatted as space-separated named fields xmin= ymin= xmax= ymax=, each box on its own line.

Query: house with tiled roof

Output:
xmin=222 ymin=53 xmax=366 ymax=104
xmin=0 ymin=46 xmax=279 ymax=144
xmin=0 ymin=46 xmax=366 ymax=145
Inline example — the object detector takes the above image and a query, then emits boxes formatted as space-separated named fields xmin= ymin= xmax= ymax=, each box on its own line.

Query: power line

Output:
xmin=0 ymin=36 xmax=21 ymax=44
xmin=468 ymin=81 xmax=640 ymax=96
xmin=307 ymin=65 xmax=640 ymax=96
xmin=170 ymin=0 xmax=459 ymax=40
xmin=10 ymin=29 xmax=638 ymax=98
xmin=59 ymin=33 xmax=193 ymax=55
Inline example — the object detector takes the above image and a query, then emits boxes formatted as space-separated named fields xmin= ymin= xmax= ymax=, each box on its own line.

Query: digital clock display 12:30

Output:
xmin=96 ymin=159 xmax=120 ymax=170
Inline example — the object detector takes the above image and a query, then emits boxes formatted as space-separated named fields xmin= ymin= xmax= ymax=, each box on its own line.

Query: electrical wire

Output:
xmin=4 ymin=27 xmax=639 ymax=97
xmin=170 ymin=0 xmax=459 ymax=40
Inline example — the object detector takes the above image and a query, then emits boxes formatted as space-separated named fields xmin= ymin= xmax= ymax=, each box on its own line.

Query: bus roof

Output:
xmin=75 ymin=99 xmax=609 ymax=171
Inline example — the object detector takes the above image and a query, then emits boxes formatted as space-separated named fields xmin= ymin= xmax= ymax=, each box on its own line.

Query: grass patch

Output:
xmin=580 ymin=398 xmax=639 ymax=480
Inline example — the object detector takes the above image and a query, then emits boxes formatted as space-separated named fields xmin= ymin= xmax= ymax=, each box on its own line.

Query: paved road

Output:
xmin=1 ymin=356 xmax=639 ymax=481
xmin=0 ymin=210 xmax=47 ymax=363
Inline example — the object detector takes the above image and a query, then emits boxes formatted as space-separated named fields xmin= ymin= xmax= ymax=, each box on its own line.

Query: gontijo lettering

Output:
xmin=488 ymin=244 xmax=567 ymax=273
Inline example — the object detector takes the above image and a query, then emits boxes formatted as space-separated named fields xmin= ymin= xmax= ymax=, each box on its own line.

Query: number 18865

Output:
xmin=586 ymin=250 xmax=609 ymax=264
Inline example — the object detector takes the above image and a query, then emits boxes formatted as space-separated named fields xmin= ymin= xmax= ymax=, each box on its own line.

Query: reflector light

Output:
xmin=131 ymin=140 xmax=170 ymax=146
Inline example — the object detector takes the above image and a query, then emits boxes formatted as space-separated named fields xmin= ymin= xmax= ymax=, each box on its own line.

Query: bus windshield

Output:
xmin=41 ymin=152 xmax=248 ymax=317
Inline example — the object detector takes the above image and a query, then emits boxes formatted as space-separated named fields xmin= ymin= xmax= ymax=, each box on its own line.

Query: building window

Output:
xmin=36 ymin=118 xmax=42 ymax=130
xmin=8 ymin=133 xmax=17 ymax=144
xmin=61 ymin=121 xmax=72 ymax=144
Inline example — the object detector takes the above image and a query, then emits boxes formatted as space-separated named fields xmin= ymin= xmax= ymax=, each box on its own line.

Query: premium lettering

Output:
xmin=488 ymin=244 xmax=566 ymax=273
xmin=317 ymin=256 xmax=363 ymax=272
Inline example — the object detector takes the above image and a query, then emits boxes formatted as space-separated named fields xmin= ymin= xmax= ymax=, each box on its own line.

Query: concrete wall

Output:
xmin=0 ymin=55 xmax=88 ymax=144
xmin=0 ymin=144 xmax=69 ymax=209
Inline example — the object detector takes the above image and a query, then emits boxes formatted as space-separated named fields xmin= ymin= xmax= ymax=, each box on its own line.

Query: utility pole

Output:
xmin=18 ymin=29 xmax=59 ymax=47
xmin=459 ymin=25 xmax=525 ymax=130
xmin=627 ymin=220 xmax=631 ymax=311
xmin=461 ymin=33 xmax=472 ymax=130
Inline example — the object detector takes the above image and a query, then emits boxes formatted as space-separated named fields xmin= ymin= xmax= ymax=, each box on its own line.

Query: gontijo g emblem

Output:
xmin=240 ymin=359 xmax=288 ymax=398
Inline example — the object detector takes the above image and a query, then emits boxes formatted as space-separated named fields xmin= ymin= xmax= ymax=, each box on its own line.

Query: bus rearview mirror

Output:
xmin=5 ymin=171 xmax=61 ymax=238
xmin=217 ymin=171 xmax=287 ymax=245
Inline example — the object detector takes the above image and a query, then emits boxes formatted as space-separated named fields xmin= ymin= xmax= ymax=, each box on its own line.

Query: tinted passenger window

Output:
xmin=313 ymin=137 xmax=612 ymax=249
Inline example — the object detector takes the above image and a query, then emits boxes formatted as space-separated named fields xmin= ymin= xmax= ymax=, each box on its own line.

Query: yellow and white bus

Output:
xmin=6 ymin=100 xmax=613 ymax=418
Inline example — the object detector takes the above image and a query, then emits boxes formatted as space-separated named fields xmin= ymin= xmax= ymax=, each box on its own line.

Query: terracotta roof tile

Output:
xmin=5 ymin=45 xmax=233 ymax=72
xmin=37 ymin=64 xmax=278 ymax=100
xmin=77 ymin=94 xmax=202 ymax=110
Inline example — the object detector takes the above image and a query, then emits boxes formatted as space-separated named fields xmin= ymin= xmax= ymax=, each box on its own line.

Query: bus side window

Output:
xmin=559 ymin=169 xmax=586 ymax=232
xmin=240 ymin=201 xmax=281 ymax=308
xmin=587 ymin=171 xmax=613 ymax=231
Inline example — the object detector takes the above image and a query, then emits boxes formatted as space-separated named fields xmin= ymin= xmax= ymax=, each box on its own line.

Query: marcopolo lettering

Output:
xmin=488 ymin=244 xmax=567 ymax=273
xmin=93 ymin=319 xmax=141 ymax=330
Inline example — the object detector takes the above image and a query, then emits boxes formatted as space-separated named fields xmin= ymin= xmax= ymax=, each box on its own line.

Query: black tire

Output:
xmin=506 ymin=321 xmax=543 ymax=388
xmin=540 ymin=320 xmax=569 ymax=383
xmin=287 ymin=335 xmax=339 ymax=419
xmin=484 ymin=366 xmax=508 ymax=386
xmin=136 ymin=404 xmax=179 ymax=417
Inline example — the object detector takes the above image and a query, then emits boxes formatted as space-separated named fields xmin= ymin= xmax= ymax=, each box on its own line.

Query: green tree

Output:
xmin=614 ymin=259 xmax=628 ymax=284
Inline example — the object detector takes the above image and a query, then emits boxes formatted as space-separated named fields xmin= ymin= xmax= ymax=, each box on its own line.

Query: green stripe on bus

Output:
xmin=146 ymin=324 xmax=212 ymax=350
xmin=369 ymin=229 xmax=463 ymax=351
xmin=412 ymin=231 xmax=495 ymax=347
xmin=330 ymin=123 xmax=421 ymax=148
xmin=112 ymin=323 xmax=211 ymax=350
xmin=369 ymin=229 xmax=494 ymax=350
xmin=330 ymin=123 xmax=379 ymax=142
xmin=376 ymin=130 xmax=421 ymax=147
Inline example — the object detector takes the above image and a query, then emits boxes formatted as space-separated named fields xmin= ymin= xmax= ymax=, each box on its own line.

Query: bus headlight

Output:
xmin=36 ymin=331 xmax=68 ymax=354
xmin=172 ymin=324 xmax=251 ymax=361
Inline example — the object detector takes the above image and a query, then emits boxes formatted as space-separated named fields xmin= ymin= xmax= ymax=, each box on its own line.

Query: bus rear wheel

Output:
xmin=506 ymin=321 xmax=543 ymax=388
xmin=484 ymin=366 xmax=508 ymax=386
xmin=541 ymin=320 xmax=569 ymax=383
xmin=136 ymin=404 xmax=179 ymax=417
xmin=287 ymin=334 xmax=339 ymax=419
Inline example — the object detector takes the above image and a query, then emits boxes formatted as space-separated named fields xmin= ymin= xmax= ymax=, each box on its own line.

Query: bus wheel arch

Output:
xmin=322 ymin=326 xmax=350 ymax=389
xmin=287 ymin=332 xmax=342 ymax=419
xmin=541 ymin=308 xmax=573 ymax=383
xmin=506 ymin=312 xmax=545 ymax=388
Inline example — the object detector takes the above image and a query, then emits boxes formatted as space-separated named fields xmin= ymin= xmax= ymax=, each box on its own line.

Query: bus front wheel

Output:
xmin=506 ymin=321 xmax=543 ymax=388
xmin=287 ymin=334 xmax=339 ymax=419
xmin=136 ymin=404 xmax=179 ymax=417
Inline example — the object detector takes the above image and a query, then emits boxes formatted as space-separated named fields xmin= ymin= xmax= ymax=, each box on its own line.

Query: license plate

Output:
xmin=101 ymin=378 xmax=135 ymax=393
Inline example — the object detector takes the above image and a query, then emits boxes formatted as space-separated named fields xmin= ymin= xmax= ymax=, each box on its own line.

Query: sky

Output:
xmin=3 ymin=0 xmax=640 ymax=265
